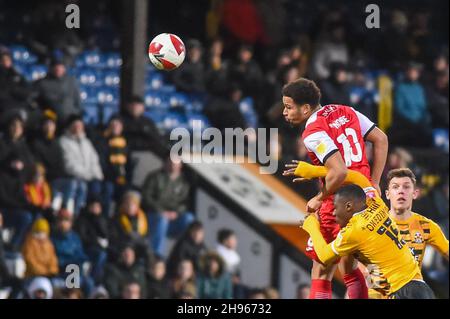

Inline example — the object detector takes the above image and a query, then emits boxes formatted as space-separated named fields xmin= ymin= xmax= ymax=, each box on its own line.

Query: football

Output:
xmin=148 ymin=33 xmax=186 ymax=71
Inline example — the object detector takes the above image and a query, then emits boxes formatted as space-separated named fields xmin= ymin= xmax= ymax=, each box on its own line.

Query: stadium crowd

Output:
xmin=0 ymin=0 xmax=448 ymax=298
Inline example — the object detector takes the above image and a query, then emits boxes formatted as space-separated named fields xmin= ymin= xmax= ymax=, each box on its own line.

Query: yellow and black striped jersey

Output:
xmin=368 ymin=212 xmax=449 ymax=297
xmin=393 ymin=212 xmax=449 ymax=267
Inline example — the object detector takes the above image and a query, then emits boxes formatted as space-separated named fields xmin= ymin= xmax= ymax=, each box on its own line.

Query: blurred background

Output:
xmin=0 ymin=0 xmax=448 ymax=299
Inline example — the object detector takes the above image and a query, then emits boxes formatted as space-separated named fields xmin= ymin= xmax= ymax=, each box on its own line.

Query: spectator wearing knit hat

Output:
xmin=21 ymin=217 xmax=59 ymax=278
xmin=25 ymin=276 xmax=53 ymax=299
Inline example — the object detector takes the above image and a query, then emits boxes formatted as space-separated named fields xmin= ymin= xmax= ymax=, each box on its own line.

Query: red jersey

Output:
xmin=301 ymin=105 xmax=375 ymax=258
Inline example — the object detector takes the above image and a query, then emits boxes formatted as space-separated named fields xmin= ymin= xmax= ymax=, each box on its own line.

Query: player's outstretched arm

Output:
xmin=300 ymin=216 xmax=339 ymax=266
xmin=365 ymin=127 xmax=388 ymax=195
xmin=292 ymin=161 xmax=379 ymax=198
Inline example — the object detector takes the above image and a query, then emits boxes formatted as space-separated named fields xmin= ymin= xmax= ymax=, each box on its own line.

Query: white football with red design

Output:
xmin=148 ymin=33 xmax=186 ymax=71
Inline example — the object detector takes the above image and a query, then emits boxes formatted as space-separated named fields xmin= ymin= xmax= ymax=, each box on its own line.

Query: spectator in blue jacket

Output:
xmin=391 ymin=62 xmax=432 ymax=147
xmin=51 ymin=208 xmax=94 ymax=295
xmin=51 ymin=209 xmax=88 ymax=269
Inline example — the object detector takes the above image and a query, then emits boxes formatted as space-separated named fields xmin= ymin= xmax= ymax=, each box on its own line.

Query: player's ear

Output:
xmin=385 ymin=189 xmax=390 ymax=200
xmin=345 ymin=200 xmax=353 ymax=213
xmin=300 ymin=103 xmax=311 ymax=114
xmin=412 ymin=187 xmax=419 ymax=200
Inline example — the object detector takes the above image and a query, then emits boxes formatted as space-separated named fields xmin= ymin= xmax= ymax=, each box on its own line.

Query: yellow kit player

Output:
xmin=287 ymin=161 xmax=435 ymax=299
xmin=368 ymin=168 xmax=449 ymax=298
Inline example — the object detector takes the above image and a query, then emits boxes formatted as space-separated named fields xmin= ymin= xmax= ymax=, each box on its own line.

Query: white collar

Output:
xmin=305 ymin=106 xmax=321 ymax=128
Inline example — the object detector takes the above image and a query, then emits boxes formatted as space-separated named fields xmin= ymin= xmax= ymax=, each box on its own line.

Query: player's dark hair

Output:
xmin=387 ymin=168 xmax=417 ymax=187
xmin=335 ymin=184 xmax=367 ymax=203
xmin=282 ymin=78 xmax=321 ymax=107
xmin=217 ymin=228 xmax=234 ymax=243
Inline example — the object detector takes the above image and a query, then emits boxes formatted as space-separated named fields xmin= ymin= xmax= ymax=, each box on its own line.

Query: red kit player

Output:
xmin=282 ymin=78 xmax=388 ymax=299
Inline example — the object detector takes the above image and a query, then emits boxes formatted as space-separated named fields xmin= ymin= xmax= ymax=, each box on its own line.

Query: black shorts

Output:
xmin=389 ymin=280 xmax=435 ymax=299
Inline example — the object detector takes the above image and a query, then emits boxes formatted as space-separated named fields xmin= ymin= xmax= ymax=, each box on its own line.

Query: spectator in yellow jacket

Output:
xmin=22 ymin=218 xmax=59 ymax=277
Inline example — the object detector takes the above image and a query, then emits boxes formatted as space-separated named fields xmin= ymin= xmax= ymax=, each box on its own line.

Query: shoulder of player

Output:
xmin=341 ymin=218 xmax=363 ymax=236
xmin=409 ymin=211 xmax=435 ymax=225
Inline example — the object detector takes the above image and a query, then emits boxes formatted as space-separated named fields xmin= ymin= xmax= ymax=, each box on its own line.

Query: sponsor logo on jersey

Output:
xmin=329 ymin=116 xmax=350 ymax=129
xmin=315 ymin=141 xmax=327 ymax=155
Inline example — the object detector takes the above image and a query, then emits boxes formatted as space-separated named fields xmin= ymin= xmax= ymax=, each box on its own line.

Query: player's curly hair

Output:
xmin=282 ymin=78 xmax=321 ymax=107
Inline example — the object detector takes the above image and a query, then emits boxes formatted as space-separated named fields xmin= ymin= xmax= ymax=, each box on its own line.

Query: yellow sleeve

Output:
xmin=330 ymin=227 xmax=359 ymax=256
xmin=428 ymin=219 xmax=449 ymax=258
xmin=294 ymin=161 xmax=379 ymax=197
xmin=302 ymin=216 xmax=339 ymax=265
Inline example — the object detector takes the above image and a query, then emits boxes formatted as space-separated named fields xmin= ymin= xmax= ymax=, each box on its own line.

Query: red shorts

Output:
xmin=305 ymin=196 xmax=341 ymax=264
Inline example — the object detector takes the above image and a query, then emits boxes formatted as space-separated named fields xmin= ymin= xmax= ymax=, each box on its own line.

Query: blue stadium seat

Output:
xmin=75 ymin=51 xmax=105 ymax=68
xmin=103 ymin=70 xmax=120 ymax=87
xmin=159 ymin=84 xmax=176 ymax=94
xmin=77 ymin=68 xmax=102 ymax=87
xmin=12 ymin=62 xmax=27 ymax=77
xmin=104 ymin=53 xmax=122 ymax=69
xmin=168 ymin=92 xmax=188 ymax=108
xmin=96 ymin=87 xmax=116 ymax=104
xmin=28 ymin=64 xmax=47 ymax=82
xmin=146 ymin=72 xmax=165 ymax=90
xmin=79 ymin=86 xmax=99 ymax=104
xmin=189 ymin=93 xmax=206 ymax=112
xmin=145 ymin=91 xmax=168 ymax=109
xmin=82 ymin=103 xmax=100 ymax=125
xmin=163 ymin=112 xmax=187 ymax=131
xmin=9 ymin=45 xmax=37 ymax=65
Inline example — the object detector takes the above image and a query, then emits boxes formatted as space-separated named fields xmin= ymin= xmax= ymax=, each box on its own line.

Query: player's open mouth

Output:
xmin=397 ymin=198 xmax=406 ymax=203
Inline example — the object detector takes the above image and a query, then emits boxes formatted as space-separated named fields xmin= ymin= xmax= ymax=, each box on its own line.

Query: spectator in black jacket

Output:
xmin=120 ymin=96 xmax=167 ymax=156
xmin=102 ymin=244 xmax=147 ymax=299
xmin=172 ymin=39 xmax=206 ymax=93
xmin=0 ymin=49 xmax=32 ymax=117
xmin=0 ymin=153 xmax=34 ymax=252
xmin=34 ymin=57 xmax=81 ymax=127
xmin=74 ymin=195 xmax=109 ymax=283
xmin=146 ymin=256 xmax=171 ymax=299
xmin=426 ymin=70 xmax=449 ymax=129
xmin=30 ymin=110 xmax=66 ymax=183
xmin=204 ymin=84 xmax=248 ymax=134
xmin=228 ymin=45 xmax=264 ymax=111
xmin=0 ymin=114 xmax=35 ymax=178
xmin=92 ymin=115 xmax=129 ymax=216
xmin=166 ymin=221 xmax=206 ymax=277
xmin=0 ymin=211 xmax=23 ymax=298
xmin=319 ymin=62 xmax=351 ymax=106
